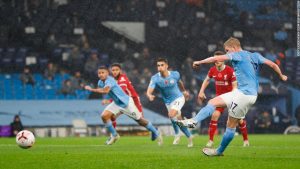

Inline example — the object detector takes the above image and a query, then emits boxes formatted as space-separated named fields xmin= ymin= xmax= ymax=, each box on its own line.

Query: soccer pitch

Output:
xmin=0 ymin=135 xmax=299 ymax=169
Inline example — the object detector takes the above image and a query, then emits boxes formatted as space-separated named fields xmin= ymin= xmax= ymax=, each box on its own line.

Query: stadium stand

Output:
xmin=0 ymin=0 xmax=298 ymax=133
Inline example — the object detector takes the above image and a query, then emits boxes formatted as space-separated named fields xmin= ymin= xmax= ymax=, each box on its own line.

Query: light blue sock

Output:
xmin=105 ymin=121 xmax=117 ymax=137
xmin=179 ymin=126 xmax=192 ymax=138
xmin=193 ymin=104 xmax=215 ymax=123
xmin=216 ymin=127 xmax=236 ymax=154
xmin=170 ymin=118 xmax=180 ymax=135
xmin=145 ymin=122 xmax=159 ymax=136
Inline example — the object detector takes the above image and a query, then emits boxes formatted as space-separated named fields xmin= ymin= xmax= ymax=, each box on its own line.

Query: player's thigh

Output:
xmin=228 ymin=90 xmax=257 ymax=119
xmin=123 ymin=98 xmax=142 ymax=120
xmin=103 ymin=102 xmax=122 ymax=118
xmin=167 ymin=96 xmax=185 ymax=118
xmin=213 ymin=91 xmax=234 ymax=108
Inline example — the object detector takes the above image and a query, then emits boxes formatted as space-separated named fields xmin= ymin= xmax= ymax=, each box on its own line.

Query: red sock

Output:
xmin=208 ymin=120 xmax=218 ymax=141
xmin=112 ymin=120 xmax=117 ymax=128
xmin=239 ymin=121 xmax=248 ymax=141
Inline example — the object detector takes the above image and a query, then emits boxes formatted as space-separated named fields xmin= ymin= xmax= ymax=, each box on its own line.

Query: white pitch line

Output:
xmin=230 ymin=145 xmax=300 ymax=150
xmin=0 ymin=144 xmax=109 ymax=147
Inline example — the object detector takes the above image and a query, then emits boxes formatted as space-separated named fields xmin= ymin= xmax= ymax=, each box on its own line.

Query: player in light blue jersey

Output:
xmin=85 ymin=66 xmax=162 ymax=145
xmin=147 ymin=58 xmax=193 ymax=147
xmin=177 ymin=37 xmax=287 ymax=156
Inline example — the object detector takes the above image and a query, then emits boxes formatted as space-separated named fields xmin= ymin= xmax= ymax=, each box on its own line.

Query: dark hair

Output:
xmin=214 ymin=51 xmax=225 ymax=55
xmin=14 ymin=115 xmax=20 ymax=121
xmin=98 ymin=65 xmax=109 ymax=71
xmin=156 ymin=58 xmax=168 ymax=64
xmin=111 ymin=63 xmax=122 ymax=69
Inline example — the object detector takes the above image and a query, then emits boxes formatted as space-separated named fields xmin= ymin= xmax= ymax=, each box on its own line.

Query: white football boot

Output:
xmin=243 ymin=140 xmax=250 ymax=147
xmin=202 ymin=148 xmax=223 ymax=156
xmin=173 ymin=134 xmax=181 ymax=145
xmin=206 ymin=140 xmax=214 ymax=148
xmin=106 ymin=134 xmax=120 ymax=145
xmin=176 ymin=119 xmax=197 ymax=128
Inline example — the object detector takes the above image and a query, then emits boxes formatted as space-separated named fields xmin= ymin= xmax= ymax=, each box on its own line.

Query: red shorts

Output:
xmin=216 ymin=107 xmax=225 ymax=113
xmin=132 ymin=96 xmax=143 ymax=114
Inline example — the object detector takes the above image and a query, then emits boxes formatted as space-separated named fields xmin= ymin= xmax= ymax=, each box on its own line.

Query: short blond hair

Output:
xmin=224 ymin=37 xmax=241 ymax=48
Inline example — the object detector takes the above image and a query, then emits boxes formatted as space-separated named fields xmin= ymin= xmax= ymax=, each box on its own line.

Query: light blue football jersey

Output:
xmin=98 ymin=76 xmax=129 ymax=108
xmin=226 ymin=50 xmax=266 ymax=96
xmin=148 ymin=71 xmax=183 ymax=104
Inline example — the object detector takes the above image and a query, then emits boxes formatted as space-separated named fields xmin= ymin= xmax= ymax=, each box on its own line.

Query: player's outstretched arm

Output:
xmin=198 ymin=76 xmax=210 ymax=104
xmin=264 ymin=59 xmax=288 ymax=81
xmin=84 ymin=85 xmax=111 ymax=94
xmin=178 ymin=80 xmax=189 ymax=100
xmin=193 ymin=55 xmax=229 ymax=68
xmin=232 ymin=81 xmax=237 ymax=90
xmin=146 ymin=87 xmax=155 ymax=101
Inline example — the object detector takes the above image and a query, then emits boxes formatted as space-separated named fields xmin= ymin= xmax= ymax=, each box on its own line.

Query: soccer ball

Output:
xmin=16 ymin=130 xmax=35 ymax=149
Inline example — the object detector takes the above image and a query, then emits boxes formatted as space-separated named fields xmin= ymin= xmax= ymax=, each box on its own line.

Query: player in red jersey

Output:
xmin=102 ymin=63 xmax=143 ymax=128
xmin=198 ymin=51 xmax=249 ymax=147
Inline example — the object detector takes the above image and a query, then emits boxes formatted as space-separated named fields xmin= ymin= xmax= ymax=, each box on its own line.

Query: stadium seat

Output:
xmin=38 ymin=56 xmax=49 ymax=71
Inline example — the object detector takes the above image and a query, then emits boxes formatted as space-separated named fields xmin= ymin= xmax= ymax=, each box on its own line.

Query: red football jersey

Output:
xmin=117 ymin=74 xmax=143 ymax=113
xmin=117 ymin=74 xmax=139 ymax=98
xmin=208 ymin=65 xmax=236 ymax=96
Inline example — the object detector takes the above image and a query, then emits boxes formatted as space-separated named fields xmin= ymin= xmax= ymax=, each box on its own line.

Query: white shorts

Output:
xmin=165 ymin=96 xmax=185 ymax=116
xmin=219 ymin=89 xmax=257 ymax=119
xmin=104 ymin=98 xmax=142 ymax=120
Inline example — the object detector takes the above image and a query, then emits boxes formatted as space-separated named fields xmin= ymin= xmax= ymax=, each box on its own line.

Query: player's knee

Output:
xmin=101 ymin=112 xmax=111 ymax=121
xmin=111 ymin=116 xmax=116 ymax=121
xmin=207 ymin=99 xmax=216 ymax=106
xmin=168 ymin=110 xmax=178 ymax=118
xmin=226 ymin=117 xmax=239 ymax=128
xmin=211 ymin=112 xmax=220 ymax=121
xmin=136 ymin=118 xmax=147 ymax=126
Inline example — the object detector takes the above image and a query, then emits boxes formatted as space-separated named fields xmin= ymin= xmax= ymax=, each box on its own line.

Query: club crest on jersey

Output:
xmin=170 ymin=79 xmax=175 ymax=84
xmin=224 ymin=74 xmax=228 ymax=80
xmin=120 ymin=77 xmax=126 ymax=82
xmin=218 ymin=73 xmax=222 ymax=78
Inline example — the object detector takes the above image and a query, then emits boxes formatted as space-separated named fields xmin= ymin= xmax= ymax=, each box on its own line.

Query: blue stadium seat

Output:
xmin=6 ymin=48 xmax=16 ymax=58
xmin=75 ymin=90 xmax=89 ymax=99
xmin=15 ymin=88 xmax=25 ymax=100
xmin=52 ymin=48 xmax=63 ymax=60
xmin=35 ymin=87 xmax=46 ymax=99
xmin=45 ymin=88 xmax=56 ymax=99
xmin=24 ymin=85 xmax=34 ymax=99
xmin=38 ymin=56 xmax=49 ymax=71
xmin=66 ymin=94 xmax=76 ymax=100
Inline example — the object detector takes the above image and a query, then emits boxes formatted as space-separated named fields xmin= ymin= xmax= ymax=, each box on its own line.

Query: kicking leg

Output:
xmin=177 ymin=96 xmax=226 ymax=128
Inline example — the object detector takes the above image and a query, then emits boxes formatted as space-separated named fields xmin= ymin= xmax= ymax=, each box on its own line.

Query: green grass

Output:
xmin=1 ymin=135 xmax=300 ymax=169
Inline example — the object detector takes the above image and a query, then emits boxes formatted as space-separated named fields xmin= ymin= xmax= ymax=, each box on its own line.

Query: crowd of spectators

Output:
xmin=0 ymin=0 xmax=297 ymax=129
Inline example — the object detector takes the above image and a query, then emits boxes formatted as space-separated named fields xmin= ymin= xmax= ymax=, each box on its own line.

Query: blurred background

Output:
xmin=0 ymin=0 xmax=299 ymax=137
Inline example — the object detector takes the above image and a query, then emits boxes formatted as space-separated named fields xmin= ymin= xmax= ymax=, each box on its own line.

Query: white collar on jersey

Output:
xmin=159 ymin=71 xmax=170 ymax=77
